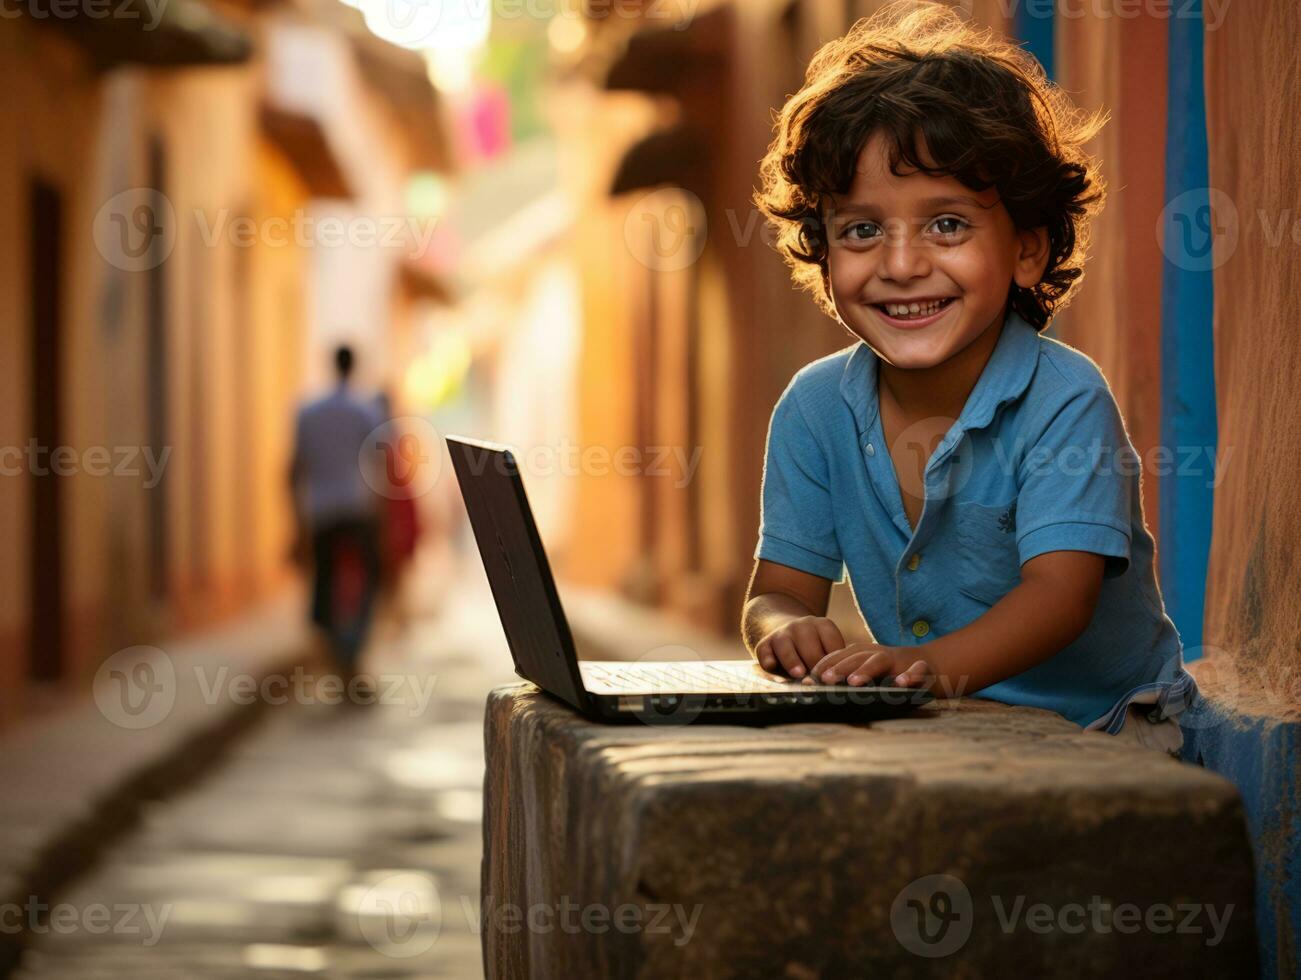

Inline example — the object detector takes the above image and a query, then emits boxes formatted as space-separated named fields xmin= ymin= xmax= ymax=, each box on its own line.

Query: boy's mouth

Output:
xmin=869 ymin=296 xmax=957 ymax=329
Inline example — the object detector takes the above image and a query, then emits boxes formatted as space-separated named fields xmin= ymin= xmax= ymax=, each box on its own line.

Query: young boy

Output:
xmin=741 ymin=1 xmax=1195 ymax=752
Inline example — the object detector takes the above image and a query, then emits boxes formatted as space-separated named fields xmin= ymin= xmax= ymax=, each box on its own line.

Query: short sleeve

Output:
xmin=754 ymin=384 xmax=844 ymax=581
xmin=1014 ymin=386 xmax=1134 ymax=578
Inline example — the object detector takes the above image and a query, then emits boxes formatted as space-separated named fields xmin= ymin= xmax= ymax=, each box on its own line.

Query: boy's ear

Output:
xmin=1013 ymin=226 xmax=1051 ymax=289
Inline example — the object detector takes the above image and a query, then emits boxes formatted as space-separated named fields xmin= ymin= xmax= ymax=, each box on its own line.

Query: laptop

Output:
xmin=448 ymin=435 xmax=933 ymax=724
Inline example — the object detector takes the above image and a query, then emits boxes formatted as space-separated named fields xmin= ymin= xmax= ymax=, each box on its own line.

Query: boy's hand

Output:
xmin=806 ymin=642 xmax=934 ymax=689
xmin=754 ymin=616 xmax=846 ymax=679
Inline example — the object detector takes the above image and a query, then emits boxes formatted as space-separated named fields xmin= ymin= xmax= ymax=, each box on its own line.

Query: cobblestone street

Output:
xmin=13 ymin=566 xmax=518 ymax=980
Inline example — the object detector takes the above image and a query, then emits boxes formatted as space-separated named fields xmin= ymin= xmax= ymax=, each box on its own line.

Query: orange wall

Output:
xmin=1203 ymin=0 xmax=1301 ymax=684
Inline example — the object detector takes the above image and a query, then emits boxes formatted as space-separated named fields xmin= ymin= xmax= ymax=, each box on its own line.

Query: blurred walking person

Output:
xmin=289 ymin=345 xmax=383 ymax=681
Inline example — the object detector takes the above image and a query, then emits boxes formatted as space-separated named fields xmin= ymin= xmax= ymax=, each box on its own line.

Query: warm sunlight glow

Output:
xmin=403 ymin=330 xmax=472 ymax=409
xmin=547 ymin=12 xmax=586 ymax=54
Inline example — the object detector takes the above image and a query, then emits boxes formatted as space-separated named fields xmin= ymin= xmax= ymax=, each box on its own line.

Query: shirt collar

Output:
xmin=839 ymin=309 xmax=1041 ymax=438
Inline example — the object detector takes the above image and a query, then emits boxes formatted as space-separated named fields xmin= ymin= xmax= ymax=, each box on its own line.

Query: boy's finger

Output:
xmin=825 ymin=655 xmax=869 ymax=684
xmin=791 ymin=622 xmax=830 ymax=670
xmin=815 ymin=620 xmax=846 ymax=659
xmin=755 ymin=639 xmax=776 ymax=673
xmin=824 ymin=651 xmax=876 ymax=684
xmin=811 ymin=647 xmax=858 ymax=681
xmin=771 ymin=636 xmax=805 ymax=678
xmin=893 ymin=660 xmax=932 ymax=688
xmin=847 ymin=651 xmax=894 ymax=685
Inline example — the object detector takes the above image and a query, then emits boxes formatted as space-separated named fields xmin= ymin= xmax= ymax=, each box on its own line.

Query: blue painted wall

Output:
xmin=1183 ymin=704 xmax=1301 ymax=979
xmin=1016 ymin=0 xmax=1057 ymax=347
xmin=1159 ymin=0 xmax=1218 ymax=658
xmin=1013 ymin=0 xmax=1055 ymax=83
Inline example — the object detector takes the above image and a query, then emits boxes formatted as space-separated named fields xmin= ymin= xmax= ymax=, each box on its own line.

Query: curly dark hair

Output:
xmin=754 ymin=0 xmax=1107 ymax=331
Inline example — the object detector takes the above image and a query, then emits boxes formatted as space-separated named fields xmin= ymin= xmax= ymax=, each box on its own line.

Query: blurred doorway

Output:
xmin=28 ymin=178 xmax=63 ymax=682
xmin=147 ymin=138 xmax=170 ymax=602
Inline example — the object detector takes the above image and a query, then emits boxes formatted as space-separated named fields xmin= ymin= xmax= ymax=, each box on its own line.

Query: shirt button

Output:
xmin=911 ymin=619 xmax=930 ymax=638
xmin=907 ymin=553 xmax=921 ymax=571
xmin=865 ymin=442 xmax=875 ymax=456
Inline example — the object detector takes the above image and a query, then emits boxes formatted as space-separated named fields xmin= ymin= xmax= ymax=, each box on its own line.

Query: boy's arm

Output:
xmin=923 ymin=549 xmax=1104 ymax=693
xmin=742 ymin=559 xmax=845 ymax=679
xmin=811 ymin=549 xmax=1104 ymax=692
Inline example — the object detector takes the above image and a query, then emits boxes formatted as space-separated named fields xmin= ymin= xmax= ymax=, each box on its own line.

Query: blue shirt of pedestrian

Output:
xmin=755 ymin=310 xmax=1197 ymax=732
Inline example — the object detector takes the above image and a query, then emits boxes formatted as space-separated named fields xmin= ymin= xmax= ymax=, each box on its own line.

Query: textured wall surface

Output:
xmin=1053 ymin=11 xmax=1167 ymax=545
xmin=1202 ymin=0 xmax=1301 ymax=686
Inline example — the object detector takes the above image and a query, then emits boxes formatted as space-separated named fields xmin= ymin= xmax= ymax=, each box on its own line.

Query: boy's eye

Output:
xmin=841 ymin=221 xmax=880 ymax=242
xmin=931 ymin=216 xmax=969 ymax=237
xmin=835 ymin=216 xmax=967 ymax=245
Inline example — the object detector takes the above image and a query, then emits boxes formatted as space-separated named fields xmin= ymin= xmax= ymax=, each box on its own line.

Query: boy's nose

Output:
xmin=879 ymin=218 xmax=932 ymax=280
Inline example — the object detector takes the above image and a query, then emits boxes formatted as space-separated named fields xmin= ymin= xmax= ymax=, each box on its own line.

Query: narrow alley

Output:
xmin=13 ymin=565 xmax=515 ymax=979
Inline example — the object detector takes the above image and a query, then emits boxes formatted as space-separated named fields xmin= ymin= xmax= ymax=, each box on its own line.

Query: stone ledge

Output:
xmin=483 ymin=683 xmax=1257 ymax=978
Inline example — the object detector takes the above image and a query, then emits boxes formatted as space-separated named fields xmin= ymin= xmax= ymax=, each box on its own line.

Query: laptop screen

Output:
xmin=447 ymin=436 xmax=591 ymax=713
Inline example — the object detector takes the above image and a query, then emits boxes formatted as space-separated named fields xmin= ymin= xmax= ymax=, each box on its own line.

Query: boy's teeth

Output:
xmin=884 ymin=299 xmax=949 ymax=318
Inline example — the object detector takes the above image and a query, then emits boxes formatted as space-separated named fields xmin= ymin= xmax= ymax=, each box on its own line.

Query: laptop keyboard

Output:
xmin=582 ymin=661 xmax=804 ymax=694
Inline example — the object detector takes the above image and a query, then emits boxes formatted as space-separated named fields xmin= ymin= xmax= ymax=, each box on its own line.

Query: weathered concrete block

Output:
xmin=483 ymin=683 xmax=1256 ymax=978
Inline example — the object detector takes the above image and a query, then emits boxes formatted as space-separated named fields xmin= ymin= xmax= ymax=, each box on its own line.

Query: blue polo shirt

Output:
xmin=755 ymin=310 xmax=1197 ymax=732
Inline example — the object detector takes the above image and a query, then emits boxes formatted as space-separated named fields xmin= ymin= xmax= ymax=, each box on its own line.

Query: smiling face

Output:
xmin=824 ymin=130 xmax=1049 ymax=371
